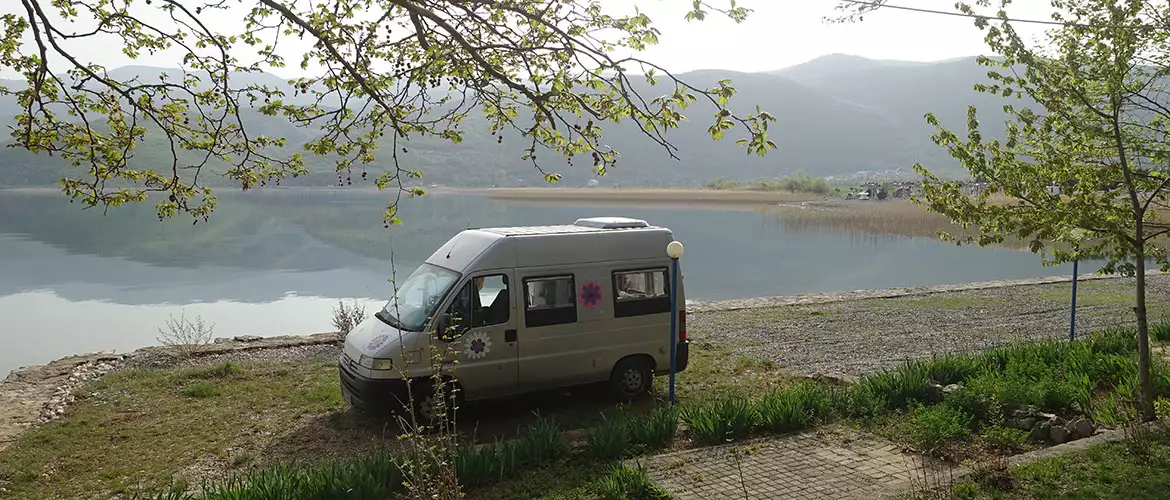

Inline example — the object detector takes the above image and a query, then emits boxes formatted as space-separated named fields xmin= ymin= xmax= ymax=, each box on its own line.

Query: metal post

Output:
xmin=668 ymin=257 xmax=679 ymax=406
xmin=1070 ymin=258 xmax=1079 ymax=341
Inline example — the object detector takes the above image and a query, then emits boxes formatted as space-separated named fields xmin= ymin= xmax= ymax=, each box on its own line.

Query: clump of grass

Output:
xmin=681 ymin=397 xmax=757 ymax=445
xmin=856 ymin=360 xmax=930 ymax=411
xmin=198 ymin=450 xmax=404 ymax=500
xmin=980 ymin=426 xmax=1029 ymax=454
xmin=181 ymin=380 xmax=220 ymax=398
xmin=923 ymin=353 xmax=984 ymax=386
xmin=594 ymin=464 xmax=671 ymax=500
xmin=515 ymin=417 xmax=569 ymax=466
xmin=1153 ymin=320 xmax=1170 ymax=343
xmin=629 ymin=406 xmax=679 ymax=451
xmin=586 ymin=414 xmax=633 ymax=460
xmin=909 ymin=403 xmax=973 ymax=453
xmin=757 ymin=382 xmax=834 ymax=432
xmin=188 ymin=361 xmax=240 ymax=379
xmin=456 ymin=442 xmax=505 ymax=488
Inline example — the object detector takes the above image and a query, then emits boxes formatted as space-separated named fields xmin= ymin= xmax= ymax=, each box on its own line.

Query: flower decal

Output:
xmin=464 ymin=331 xmax=492 ymax=359
xmin=579 ymin=280 xmax=603 ymax=310
xmin=366 ymin=334 xmax=390 ymax=352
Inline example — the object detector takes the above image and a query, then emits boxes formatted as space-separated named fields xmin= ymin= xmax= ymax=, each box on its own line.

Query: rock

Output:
xmin=925 ymin=382 xmax=945 ymax=403
xmin=1049 ymin=425 xmax=1070 ymax=444
xmin=942 ymin=383 xmax=963 ymax=395
xmin=233 ymin=335 xmax=263 ymax=343
xmin=1010 ymin=417 xmax=1037 ymax=431
xmin=1029 ymin=421 xmax=1052 ymax=442
xmin=1010 ymin=408 xmax=1033 ymax=419
xmin=1071 ymin=419 xmax=1095 ymax=439
xmin=213 ymin=337 xmax=232 ymax=344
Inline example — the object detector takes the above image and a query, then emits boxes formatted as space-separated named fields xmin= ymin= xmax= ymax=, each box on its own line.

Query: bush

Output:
xmin=833 ymin=384 xmax=887 ymax=418
xmin=156 ymin=312 xmax=214 ymax=358
xmin=182 ymin=380 xmax=220 ymax=398
xmin=332 ymin=300 xmax=368 ymax=335
xmin=909 ymin=403 xmax=972 ymax=453
xmin=587 ymin=414 xmax=633 ymax=460
xmin=980 ymin=426 xmax=1029 ymax=454
xmin=594 ymin=464 xmax=671 ymax=500
xmin=681 ymin=397 xmax=757 ymax=445
xmin=757 ymin=382 xmax=834 ymax=432
xmin=630 ymin=406 xmax=679 ymax=451
xmin=941 ymin=385 xmax=996 ymax=423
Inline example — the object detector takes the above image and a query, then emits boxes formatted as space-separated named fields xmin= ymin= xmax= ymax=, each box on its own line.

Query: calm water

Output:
xmin=0 ymin=189 xmax=1095 ymax=374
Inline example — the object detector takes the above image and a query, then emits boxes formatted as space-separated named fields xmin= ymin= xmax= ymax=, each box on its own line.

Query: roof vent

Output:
xmin=573 ymin=217 xmax=650 ymax=229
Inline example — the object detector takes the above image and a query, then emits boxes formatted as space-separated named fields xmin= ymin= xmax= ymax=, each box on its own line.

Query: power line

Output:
xmin=835 ymin=0 xmax=1076 ymax=27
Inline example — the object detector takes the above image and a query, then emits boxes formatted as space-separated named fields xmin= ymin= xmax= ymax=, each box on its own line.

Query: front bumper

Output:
xmin=338 ymin=354 xmax=410 ymax=414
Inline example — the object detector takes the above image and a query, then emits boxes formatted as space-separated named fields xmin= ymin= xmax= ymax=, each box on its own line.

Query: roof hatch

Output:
xmin=573 ymin=217 xmax=650 ymax=229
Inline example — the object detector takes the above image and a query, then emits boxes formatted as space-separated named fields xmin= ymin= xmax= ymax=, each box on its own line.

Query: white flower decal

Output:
xmin=463 ymin=331 xmax=492 ymax=359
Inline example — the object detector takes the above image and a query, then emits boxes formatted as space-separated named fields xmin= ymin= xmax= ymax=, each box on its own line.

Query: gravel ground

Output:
xmin=689 ymin=274 xmax=1170 ymax=376
xmin=121 ymin=343 xmax=342 ymax=371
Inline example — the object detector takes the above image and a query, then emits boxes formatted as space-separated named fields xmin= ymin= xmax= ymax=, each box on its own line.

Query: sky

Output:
xmin=0 ymin=0 xmax=1057 ymax=79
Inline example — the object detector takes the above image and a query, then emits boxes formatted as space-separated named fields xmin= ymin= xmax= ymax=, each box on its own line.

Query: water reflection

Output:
xmin=0 ymin=190 xmax=1100 ymax=373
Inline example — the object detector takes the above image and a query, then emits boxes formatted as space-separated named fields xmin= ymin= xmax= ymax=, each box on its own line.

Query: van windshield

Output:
xmin=378 ymin=263 xmax=460 ymax=332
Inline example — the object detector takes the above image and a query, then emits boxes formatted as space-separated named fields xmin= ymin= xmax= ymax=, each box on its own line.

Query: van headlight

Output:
xmin=358 ymin=355 xmax=393 ymax=370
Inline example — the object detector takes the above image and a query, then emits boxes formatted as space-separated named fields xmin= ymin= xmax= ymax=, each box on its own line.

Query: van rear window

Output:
xmin=613 ymin=269 xmax=670 ymax=317
xmin=524 ymin=275 xmax=577 ymax=327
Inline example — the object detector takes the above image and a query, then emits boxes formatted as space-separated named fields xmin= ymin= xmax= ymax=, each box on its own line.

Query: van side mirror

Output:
xmin=434 ymin=312 xmax=453 ymax=340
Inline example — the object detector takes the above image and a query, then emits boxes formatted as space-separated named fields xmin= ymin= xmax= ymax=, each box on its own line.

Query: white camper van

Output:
xmin=339 ymin=217 xmax=689 ymax=419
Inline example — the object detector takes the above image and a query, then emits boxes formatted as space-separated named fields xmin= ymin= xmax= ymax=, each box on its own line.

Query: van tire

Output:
xmin=610 ymin=357 xmax=653 ymax=402
xmin=411 ymin=380 xmax=457 ymax=430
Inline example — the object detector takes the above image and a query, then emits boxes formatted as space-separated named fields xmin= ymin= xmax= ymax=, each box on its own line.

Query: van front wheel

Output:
xmin=609 ymin=357 xmax=653 ymax=402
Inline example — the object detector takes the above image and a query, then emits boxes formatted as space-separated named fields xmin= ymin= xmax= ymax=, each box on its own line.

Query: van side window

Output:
xmin=523 ymin=275 xmax=577 ymax=327
xmin=613 ymin=269 xmax=670 ymax=318
xmin=449 ymin=274 xmax=510 ymax=332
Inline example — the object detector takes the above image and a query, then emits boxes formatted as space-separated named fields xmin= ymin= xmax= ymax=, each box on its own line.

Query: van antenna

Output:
xmin=446 ymin=233 xmax=460 ymax=259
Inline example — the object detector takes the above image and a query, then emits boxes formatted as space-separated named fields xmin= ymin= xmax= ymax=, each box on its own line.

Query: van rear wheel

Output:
xmin=610 ymin=357 xmax=653 ymax=402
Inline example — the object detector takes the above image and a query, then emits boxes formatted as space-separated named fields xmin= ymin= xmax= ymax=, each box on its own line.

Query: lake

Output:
xmin=0 ymin=189 xmax=1094 ymax=374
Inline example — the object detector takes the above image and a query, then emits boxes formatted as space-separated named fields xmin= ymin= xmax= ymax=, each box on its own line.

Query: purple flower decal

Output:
xmin=579 ymin=280 xmax=603 ymax=310
xmin=366 ymin=334 xmax=390 ymax=351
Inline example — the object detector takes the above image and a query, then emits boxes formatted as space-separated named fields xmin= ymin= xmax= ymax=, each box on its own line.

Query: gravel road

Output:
xmin=689 ymin=274 xmax=1169 ymax=376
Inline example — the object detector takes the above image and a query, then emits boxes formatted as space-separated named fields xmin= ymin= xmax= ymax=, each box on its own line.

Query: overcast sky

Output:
xmin=1 ymin=0 xmax=1056 ymax=79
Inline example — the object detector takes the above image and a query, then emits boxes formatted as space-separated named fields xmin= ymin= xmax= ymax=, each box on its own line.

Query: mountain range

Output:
xmin=0 ymin=54 xmax=1021 ymax=188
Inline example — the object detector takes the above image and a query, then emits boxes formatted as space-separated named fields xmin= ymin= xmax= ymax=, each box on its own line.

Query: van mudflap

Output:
xmin=674 ymin=341 xmax=690 ymax=373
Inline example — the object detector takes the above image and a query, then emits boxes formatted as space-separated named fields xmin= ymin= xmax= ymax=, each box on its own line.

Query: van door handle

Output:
xmin=505 ymin=329 xmax=517 ymax=343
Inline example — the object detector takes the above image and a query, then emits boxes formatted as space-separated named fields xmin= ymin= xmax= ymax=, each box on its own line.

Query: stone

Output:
xmin=213 ymin=337 xmax=232 ymax=344
xmin=233 ymin=335 xmax=263 ymax=342
xmin=1029 ymin=421 xmax=1052 ymax=442
xmin=942 ymin=383 xmax=963 ymax=395
xmin=1071 ymin=419 xmax=1096 ymax=439
xmin=1048 ymin=425 xmax=1070 ymax=444
xmin=1009 ymin=408 xmax=1033 ymax=419
xmin=1010 ymin=417 xmax=1037 ymax=431
xmin=925 ymin=383 xmax=945 ymax=404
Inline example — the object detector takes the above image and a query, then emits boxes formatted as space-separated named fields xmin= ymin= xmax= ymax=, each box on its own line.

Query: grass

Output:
xmin=680 ymin=397 xmax=756 ymax=445
xmin=1037 ymin=282 xmax=1140 ymax=308
xmin=657 ymin=343 xmax=791 ymax=401
xmin=0 ymin=359 xmax=347 ymax=499
xmin=952 ymin=426 xmax=1170 ymax=499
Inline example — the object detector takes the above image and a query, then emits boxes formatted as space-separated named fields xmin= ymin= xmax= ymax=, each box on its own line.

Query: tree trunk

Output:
xmin=1135 ymin=241 xmax=1156 ymax=422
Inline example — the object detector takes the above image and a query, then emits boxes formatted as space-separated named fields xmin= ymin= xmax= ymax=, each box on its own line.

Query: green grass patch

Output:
xmin=1036 ymin=282 xmax=1138 ymax=307
xmin=952 ymin=427 xmax=1170 ymax=499
xmin=681 ymin=397 xmax=757 ymax=445
xmin=756 ymin=381 xmax=835 ymax=433
xmin=181 ymin=380 xmax=221 ymax=399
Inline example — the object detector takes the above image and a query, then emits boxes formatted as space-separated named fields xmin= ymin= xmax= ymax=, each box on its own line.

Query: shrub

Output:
xmin=834 ymin=384 xmax=887 ymax=418
xmin=980 ymin=426 xmax=1029 ymax=454
xmin=630 ymin=406 xmax=679 ymax=451
xmin=1089 ymin=326 xmax=1138 ymax=355
xmin=909 ymin=403 xmax=972 ymax=453
xmin=182 ymin=380 xmax=220 ymax=398
xmin=587 ymin=414 xmax=633 ymax=460
xmin=941 ymin=386 xmax=996 ymax=423
xmin=156 ymin=312 xmax=214 ymax=358
xmin=757 ymin=382 xmax=834 ymax=432
xmin=681 ymin=397 xmax=757 ymax=445
xmin=332 ymin=300 xmax=368 ymax=335
xmin=594 ymin=464 xmax=671 ymax=500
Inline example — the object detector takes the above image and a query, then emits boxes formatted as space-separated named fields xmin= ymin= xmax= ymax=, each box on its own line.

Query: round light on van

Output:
xmin=666 ymin=241 xmax=684 ymax=259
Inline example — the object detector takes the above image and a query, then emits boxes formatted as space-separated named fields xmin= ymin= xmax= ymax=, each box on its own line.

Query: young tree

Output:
xmin=914 ymin=0 xmax=1170 ymax=420
xmin=0 ymin=0 xmax=775 ymax=222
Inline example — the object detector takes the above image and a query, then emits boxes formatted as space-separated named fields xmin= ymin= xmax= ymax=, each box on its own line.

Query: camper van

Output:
xmin=339 ymin=217 xmax=689 ymax=420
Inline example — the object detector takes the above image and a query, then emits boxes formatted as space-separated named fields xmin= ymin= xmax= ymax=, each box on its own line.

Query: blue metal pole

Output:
xmin=668 ymin=257 xmax=679 ymax=406
xmin=1070 ymin=258 xmax=1079 ymax=341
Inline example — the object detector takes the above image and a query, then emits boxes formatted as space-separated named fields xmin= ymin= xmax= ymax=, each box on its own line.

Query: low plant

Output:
xmin=630 ymin=406 xmax=680 ymax=451
xmin=1156 ymin=397 xmax=1170 ymax=419
xmin=594 ymin=463 xmax=671 ymax=500
xmin=332 ymin=299 xmax=368 ymax=335
xmin=456 ymin=441 xmax=505 ymax=488
xmin=909 ymin=403 xmax=973 ymax=453
xmin=1151 ymin=320 xmax=1170 ymax=343
xmin=857 ymin=361 xmax=930 ymax=410
xmin=514 ymin=417 xmax=569 ymax=466
xmin=587 ymin=414 xmax=633 ymax=460
xmin=757 ymin=382 xmax=834 ymax=432
xmin=181 ymin=380 xmax=220 ymax=398
xmin=980 ymin=426 xmax=1029 ymax=454
xmin=682 ymin=397 xmax=757 ymax=445
xmin=924 ymin=353 xmax=983 ymax=386
xmin=156 ymin=312 xmax=214 ymax=358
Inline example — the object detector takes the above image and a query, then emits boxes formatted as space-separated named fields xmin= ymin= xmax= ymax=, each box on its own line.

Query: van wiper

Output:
xmin=375 ymin=309 xmax=402 ymax=330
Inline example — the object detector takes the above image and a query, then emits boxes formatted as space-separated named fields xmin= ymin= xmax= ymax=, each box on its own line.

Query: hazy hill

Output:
xmin=0 ymin=55 xmax=1018 ymax=188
